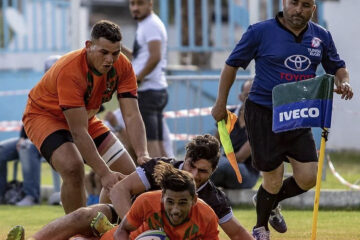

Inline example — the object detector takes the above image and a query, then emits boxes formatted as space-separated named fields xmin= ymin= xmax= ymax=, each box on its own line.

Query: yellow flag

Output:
xmin=217 ymin=110 xmax=242 ymax=183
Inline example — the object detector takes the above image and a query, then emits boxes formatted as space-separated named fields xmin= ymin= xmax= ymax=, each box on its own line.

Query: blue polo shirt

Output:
xmin=226 ymin=12 xmax=345 ymax=108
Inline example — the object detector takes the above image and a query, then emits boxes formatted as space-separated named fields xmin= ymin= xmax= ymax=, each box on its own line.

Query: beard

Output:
xmin=283 ymin=9 xmax=310 ymax=30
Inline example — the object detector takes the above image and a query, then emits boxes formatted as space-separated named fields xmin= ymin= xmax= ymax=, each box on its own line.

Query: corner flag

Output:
xmin=272 ymin=74 xmax=334 ymax=133
xmin=272 ymin=74 xmax=335 ymax=240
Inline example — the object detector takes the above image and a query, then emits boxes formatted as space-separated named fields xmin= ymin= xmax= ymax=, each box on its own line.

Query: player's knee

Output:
xmin=295 ymin=172 xmax=317 ymax=190
xmin=60 ymin=163 xmax=85 ymax=184
xmin=72 ymin=207 xmax=97 ymax=222
xmin=263 ymin=177 xmax=283 ymax=193
xmin=299 ymin=175 xmax=317 ymax=190
xmin=294 ymin=166 xmax=318 ymax=190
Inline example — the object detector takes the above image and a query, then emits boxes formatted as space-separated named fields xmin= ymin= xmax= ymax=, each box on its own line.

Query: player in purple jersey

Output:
xmin=212 ymin=0 xmax=353 ymax=239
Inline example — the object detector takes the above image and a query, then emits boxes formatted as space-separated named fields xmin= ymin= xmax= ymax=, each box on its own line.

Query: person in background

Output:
xmin=103 ymin=108 xmax=174 ymax=161
xmin=0 ymin=127 xmax=41 ymax=206
xmin=85 ymin=170 xmax=102 ymax=206
xmin=121 ymin=0 xmax=169 ymax=158
xmin=211 ymin=79 xmax=260 ymax=190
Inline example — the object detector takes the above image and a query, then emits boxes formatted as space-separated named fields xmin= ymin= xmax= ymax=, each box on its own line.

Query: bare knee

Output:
xmin=295 ymin=174 xmax=317 ymax=190
xmin=263 ymin=176 xmax=283 ymax=194
xmin=59 ymin=162 xmax=85 ymax=185
xmin=74 ymin=205 xmax=111 ymax=224
xmin=73 ymin=204 xmax=113 ymax=222
xmin=71 ymin=207 xmax=98 ymax=224
xmin=293 ymin=168 xmax=317 ymax=190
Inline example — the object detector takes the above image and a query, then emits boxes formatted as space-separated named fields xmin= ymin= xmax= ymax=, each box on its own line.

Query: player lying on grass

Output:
xmin=102 ymin=161 xmax=220 ymax=239
xmin=6 ymin=135 xmax=253 ymax=240
xmin=6 ymin=162 xmax=219 ymax=240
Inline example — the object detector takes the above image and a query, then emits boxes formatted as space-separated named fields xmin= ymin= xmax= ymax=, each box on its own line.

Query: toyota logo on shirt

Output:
xmin=284 ymin=55 xmax=311 ymax=71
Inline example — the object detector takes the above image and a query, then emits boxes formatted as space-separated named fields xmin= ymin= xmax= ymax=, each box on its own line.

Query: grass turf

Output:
xmin=0 ymin=205 xmax=359 ymax=240
xmin=6 ymin=150 xmax=360 ymax=190
xmin=3 ymin=147 xmax=360 ymax=239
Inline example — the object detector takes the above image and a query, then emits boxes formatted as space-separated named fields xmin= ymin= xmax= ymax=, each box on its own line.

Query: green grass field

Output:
xmin=6 ymin=150 xmax=360 ymax=190
xmin=0 ymin=205 xmax=359 ymax=240
xmin=2 ymin=150 xmax=360 ymax=239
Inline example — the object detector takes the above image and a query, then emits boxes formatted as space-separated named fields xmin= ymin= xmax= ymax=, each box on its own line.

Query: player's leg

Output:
xmin=256 ymin=165 xmax=284 ymax=224
xmin=90 ymin=120 xmax=136 ymax=203
xmin=96 ymin=131 xmax=135 ymax=175
xmin=96 ymin=133 xmax=136 ymax=203
xmin=90 ymin=118 xmax=136 ymax=175
xmin=272 ymin=128 xmax=318 ymax=207
xmin=291 ymin=160 xmax=317 ymax=189
xmin=31 ymin=204 xmax=114 ymax=240
xmin=41 ymin=130 xmax=87 ymax=213
xmin=265 ymin=128 xmax=318 ymax=234
xmin=25 ymin=114 xmax=87 ymax=213
xmin=244 ymin=99 xmax=285 ymax=238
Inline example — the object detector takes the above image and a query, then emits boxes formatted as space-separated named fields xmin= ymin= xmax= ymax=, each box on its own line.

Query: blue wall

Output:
xmin=0 ymin=71 xmax=42 ymax=141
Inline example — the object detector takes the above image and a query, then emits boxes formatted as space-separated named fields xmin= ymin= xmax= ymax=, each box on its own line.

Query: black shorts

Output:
xmin=40 ymin=130 xmax=109 ymax=166
xmin=107 ymin=204 xmax=121 ymax=224
xmin=244 ymin=99 xmax=318 ymax=172
xmin=138 ymin=89 xmax=168 ymax=140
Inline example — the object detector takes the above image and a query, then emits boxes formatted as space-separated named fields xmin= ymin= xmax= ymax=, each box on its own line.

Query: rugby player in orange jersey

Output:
xmin=22 ymin=20 xmax=150 ymax=213
xmin=104 ymin=161 xmax=219 ymax=240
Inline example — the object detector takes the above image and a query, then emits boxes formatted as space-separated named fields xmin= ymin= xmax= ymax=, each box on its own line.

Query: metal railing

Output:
xmin=1 ymin=0 xmax=71 ymax=53
xmin=1 ymin=0 xmax=325 ymax=54
xmin=165 ymin=74 xmax=251 ymax=155
xmin=159 ymin=0 xmax=325 ymax=52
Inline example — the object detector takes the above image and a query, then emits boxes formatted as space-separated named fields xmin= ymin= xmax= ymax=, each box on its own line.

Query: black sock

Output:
xmin=272 ymin=176 xmax=306 ymax=209
xmin=255 ymin=185 xmax=278 ymax=230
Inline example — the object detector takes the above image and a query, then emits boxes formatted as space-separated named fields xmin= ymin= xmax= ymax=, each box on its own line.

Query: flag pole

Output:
xmin=311 ymin=128 xmax=328 ymax=240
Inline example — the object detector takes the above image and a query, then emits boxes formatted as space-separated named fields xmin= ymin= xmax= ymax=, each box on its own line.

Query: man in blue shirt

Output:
xmin=212 ymin=0 xmax=353 ymax=239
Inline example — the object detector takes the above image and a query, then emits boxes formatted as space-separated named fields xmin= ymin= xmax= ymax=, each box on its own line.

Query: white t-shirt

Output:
xmin=132 ymin=13 xmax=168 ymax=91
xmin=104 ymin=108 xmax=174 ymax=157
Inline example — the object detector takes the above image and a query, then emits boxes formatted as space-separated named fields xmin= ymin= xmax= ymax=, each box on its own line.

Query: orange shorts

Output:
xmin=100 ymin=226 xmax=118 ymax=240
xmin=23 ymin=100 xmax=109 ymax=152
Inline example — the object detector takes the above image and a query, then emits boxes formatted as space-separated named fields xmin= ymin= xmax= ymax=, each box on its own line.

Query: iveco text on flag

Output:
xmin=272 ymin=74 xmax=334 ymax=133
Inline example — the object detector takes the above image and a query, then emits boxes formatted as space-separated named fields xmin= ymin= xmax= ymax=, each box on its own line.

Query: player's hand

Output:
xmin=334 ymin=82 xmax=353 ymax=100
xmin=100 ymin=171 xmax=120 ymax=191
xmin=137 ymin=155 xmax=151 ymax=165
xmin=115 ymin=171 xmax=127 ymax=181
xmin=211 ymin=102 xmax=228 ymax=122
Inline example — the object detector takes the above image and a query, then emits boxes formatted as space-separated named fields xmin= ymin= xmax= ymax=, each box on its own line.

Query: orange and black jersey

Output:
xmin=136 ymin=158 xmax=233 ymax=224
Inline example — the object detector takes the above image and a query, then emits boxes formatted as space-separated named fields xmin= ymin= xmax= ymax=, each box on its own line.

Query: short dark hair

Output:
xmin=185 ymin=134 xmax=220 ymax=170
xmin=153 ymin=161 xmax=196 ymax=198
xmin=90 ymin=20 xmax=122 ymax=43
